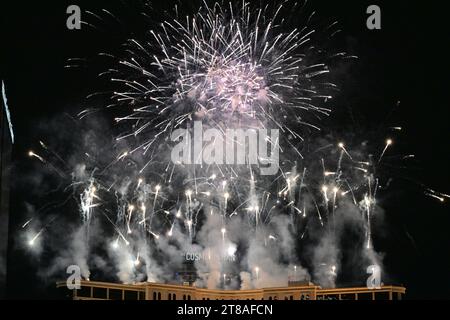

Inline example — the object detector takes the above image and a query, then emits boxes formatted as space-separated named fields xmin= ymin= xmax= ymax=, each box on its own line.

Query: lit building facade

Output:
xmin=56 ymin=280 xmax=406 ymax=301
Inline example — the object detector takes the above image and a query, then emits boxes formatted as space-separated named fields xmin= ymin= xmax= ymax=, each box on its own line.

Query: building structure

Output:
xmin=56 ymin=280 xmax=406 ymax=300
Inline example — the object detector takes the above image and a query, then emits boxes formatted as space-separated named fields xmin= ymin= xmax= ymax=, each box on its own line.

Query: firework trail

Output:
xmin=1 ymin=80 xmax=14 ymax=144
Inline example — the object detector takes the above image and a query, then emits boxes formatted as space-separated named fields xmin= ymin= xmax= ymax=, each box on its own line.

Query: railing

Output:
xmin=56 ymin=280 xmax=406 ymax=300
xmin=56 ymin=280 xmax=146 ymax=300
xmin=317 ymin=286 xmax=406 ymax=300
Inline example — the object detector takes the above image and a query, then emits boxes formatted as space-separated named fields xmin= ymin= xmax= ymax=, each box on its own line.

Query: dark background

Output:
xmin=0 ymin=0 xmax=449 ymax=299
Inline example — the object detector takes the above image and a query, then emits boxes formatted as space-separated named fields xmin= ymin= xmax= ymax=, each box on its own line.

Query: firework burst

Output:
xmin=81 ymin=0 xmax=352 ymax=160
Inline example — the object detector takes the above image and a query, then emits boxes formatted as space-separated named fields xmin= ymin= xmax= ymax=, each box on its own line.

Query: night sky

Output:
xmin=1 ymin=0 xmax=449 ymax=299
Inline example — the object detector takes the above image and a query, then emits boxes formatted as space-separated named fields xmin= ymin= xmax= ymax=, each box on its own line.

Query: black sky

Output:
xmin=1 ymin=0 xmax=449 ymax=299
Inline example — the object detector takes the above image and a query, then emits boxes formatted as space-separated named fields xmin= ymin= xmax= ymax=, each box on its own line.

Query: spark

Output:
xmin=227 ymin=245 xmax=236 ymax=257
xmin=117 ymin=151 xmax=128 ymax=161
xmin=28 ymin=230 xmax=44 ymax=247
xmin=22 ymin=219 xmax=33 ymax=228
xmin=338 ymin=142 xmax=353 ymax=160
xmin=255 ymin=266 xmax=260 ymax=280
xmin=221 ymin=227 xmax=226 ymax=242
xmin=137 ymin=178 xmax=143 ymax=188
xmin=149 ymin=231 xmax=160 ymax=239
xmin=134 ymin=253 xmax=140 ymax=266
xmin=378 ymin=139 xmax=393 ymax=163
xmin=28 ymin=151 xmax=45 ymax=163
xmin=111 ymin=237 xmax=119 ymax=250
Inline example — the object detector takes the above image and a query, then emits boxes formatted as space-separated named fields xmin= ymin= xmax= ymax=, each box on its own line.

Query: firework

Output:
xmin=23 ymin=0 xmax=445 ymax=289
